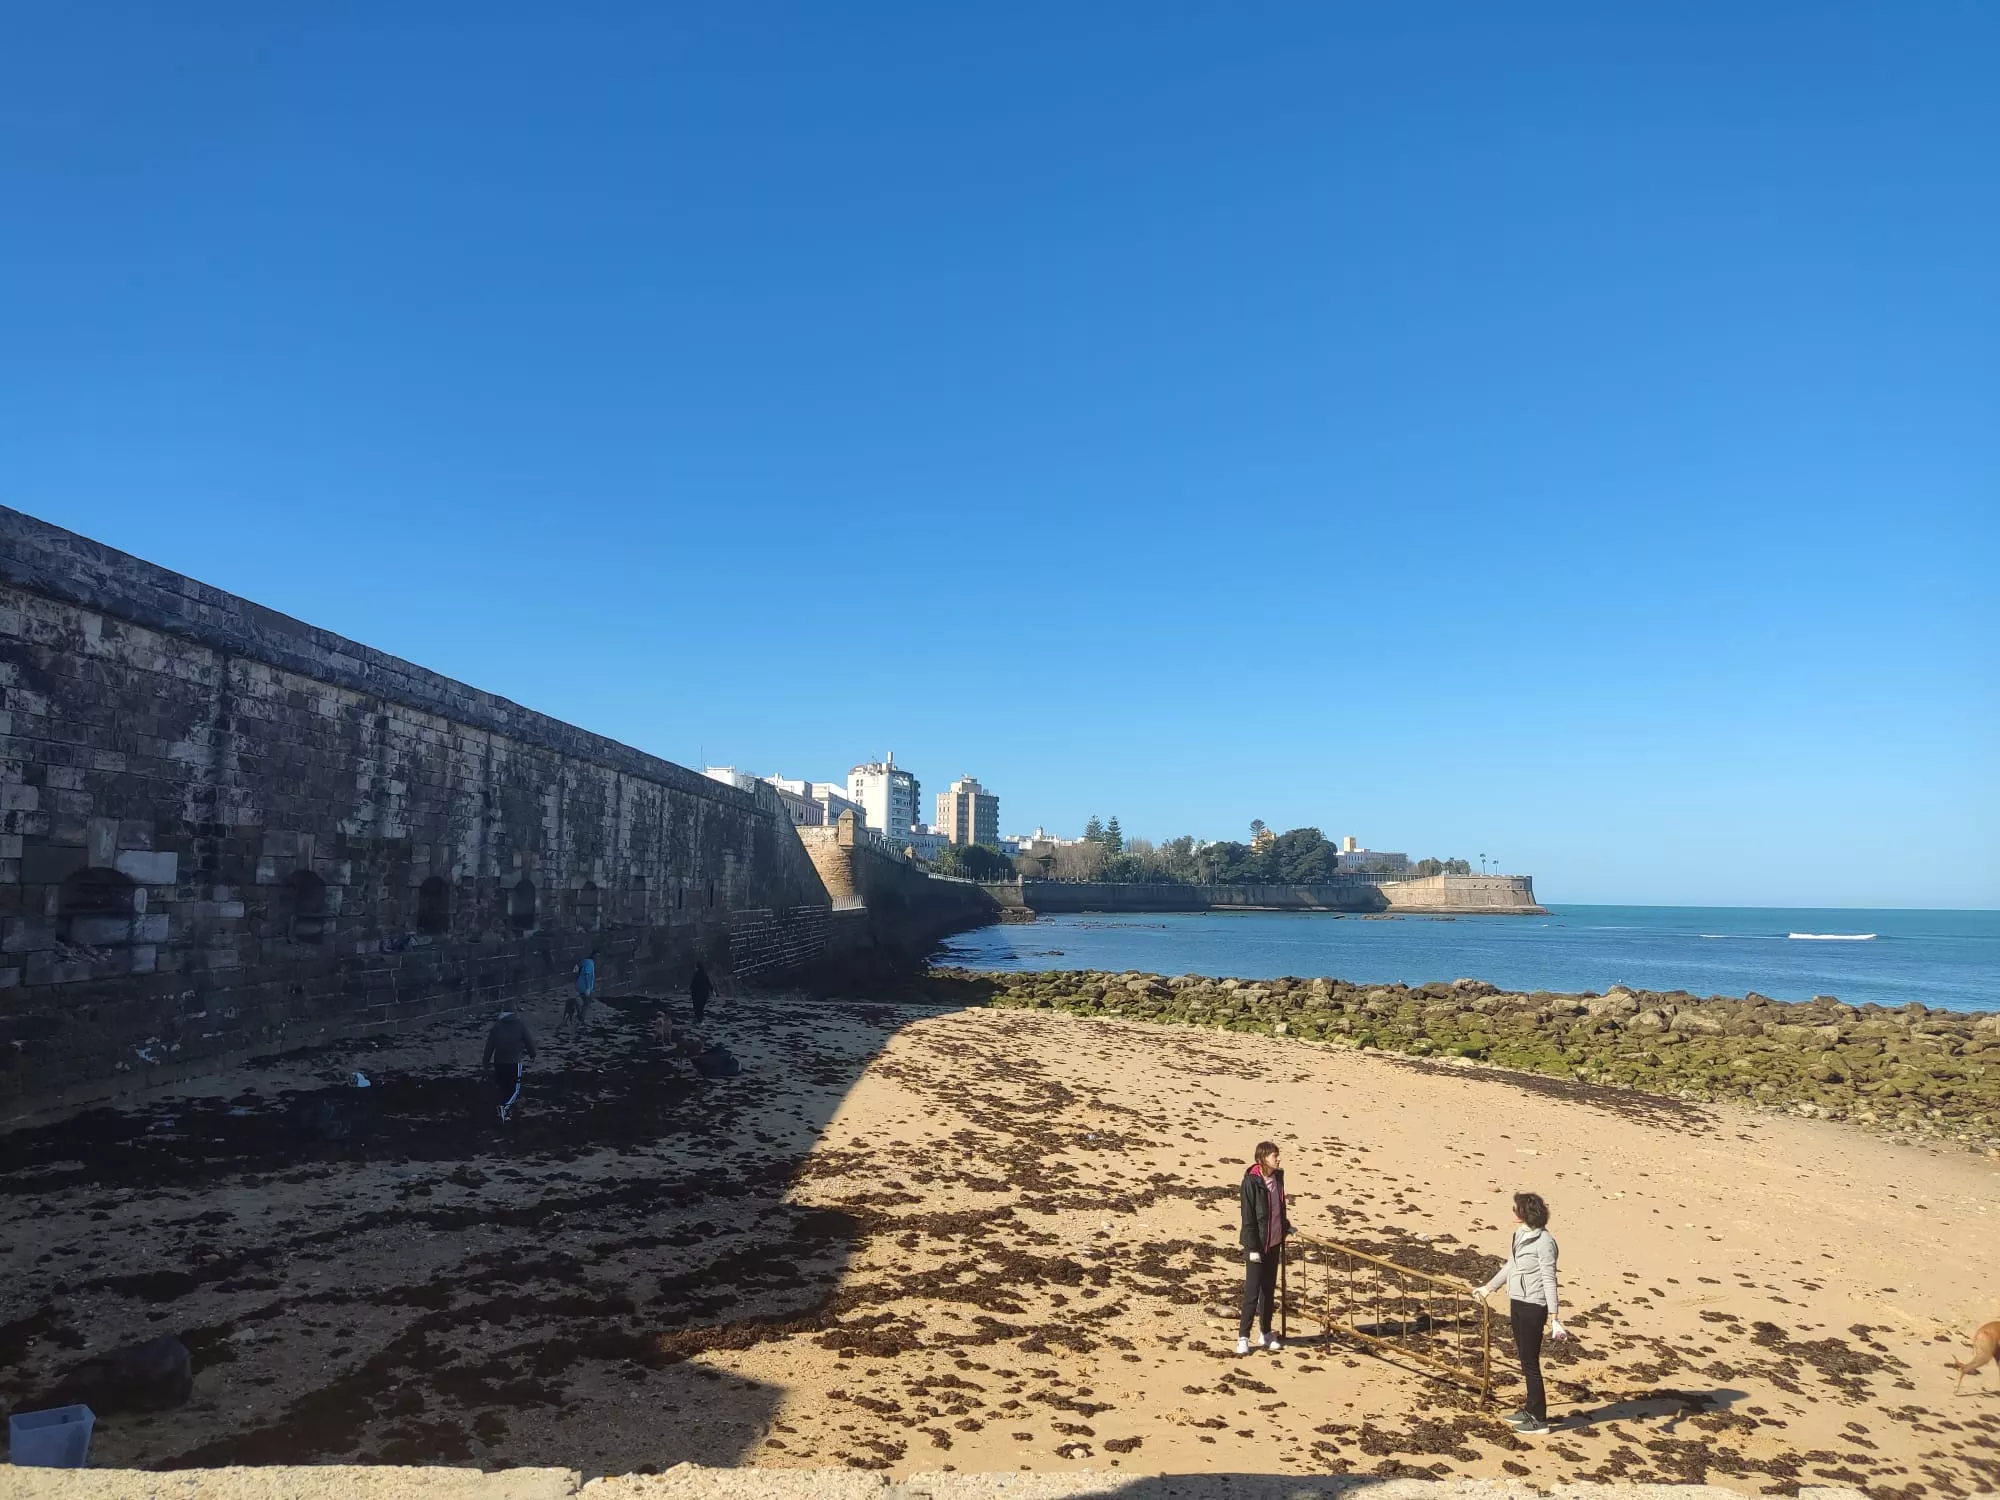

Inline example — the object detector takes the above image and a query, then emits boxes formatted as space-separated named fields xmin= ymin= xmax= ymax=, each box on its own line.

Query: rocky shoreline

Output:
xmin=920 ymin=967 xmax=2000 ymax=1150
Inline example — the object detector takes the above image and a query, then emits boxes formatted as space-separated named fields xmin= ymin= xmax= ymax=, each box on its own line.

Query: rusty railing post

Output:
xmin=1481 ymin=1296 xmax=1492 ymax=1403
xmin=1280 ymin=1240 xmax=1288 ymax=1343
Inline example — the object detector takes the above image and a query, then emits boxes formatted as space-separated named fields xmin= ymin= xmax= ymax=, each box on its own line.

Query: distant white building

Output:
xmin=849 ymin=753 xmax=921 ymax=841
xmin=808 ymin=783 xmax=859 ymax=826
xmin=702 ymin=766 xmax=759 ymax=794
xmin=1339 ymin=835 xmax=1410 ymax=875
xmin=905 ymin=827 xmax=952 ymax=863
xmin=1002 ymin=827 xmax=1086 ymax=855
xmin=705 ymin=769 xmax=851 ymax=829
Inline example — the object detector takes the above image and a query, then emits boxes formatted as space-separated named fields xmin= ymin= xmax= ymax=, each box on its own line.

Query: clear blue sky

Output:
xmin=2 ymin=5 xmax=1994 ymax=909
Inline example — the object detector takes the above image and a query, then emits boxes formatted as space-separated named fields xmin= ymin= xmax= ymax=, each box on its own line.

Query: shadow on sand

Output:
xmin=0 ymin=986 xmax=982 ymax=1474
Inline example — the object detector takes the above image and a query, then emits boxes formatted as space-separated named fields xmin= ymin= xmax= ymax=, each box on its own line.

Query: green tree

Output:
xmin=1271 ymin=826 xmax=1339 ymax=882
xmin=1103 ymin=815 xmax=1124 ymax=853
xmin=1083 ymin=815 xmax=1104 ymax=844
xmin=936 ymin=843 xmax=1015 ymax=881
xmin=1249 ymin=818 xmax=1267 ymax=840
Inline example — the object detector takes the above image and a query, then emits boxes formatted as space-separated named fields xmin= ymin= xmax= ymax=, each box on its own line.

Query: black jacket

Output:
xmin=483 ymin=1013 xmax=537 ymax=1069
xmin=1239 ymin=1167 xmax=1292 ymax=1254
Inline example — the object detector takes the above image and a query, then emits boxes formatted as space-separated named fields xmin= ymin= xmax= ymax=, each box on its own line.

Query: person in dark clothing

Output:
xmin=1236 ymin=1140 xmax=1292 ymax=1354
xmin=563 ymin=951 xmax=598 ymax=1030
xmin=482 ymin=1009 xmax=537 ymax=1122
xmin=689 ymin=963 xmax=713 ymax=1026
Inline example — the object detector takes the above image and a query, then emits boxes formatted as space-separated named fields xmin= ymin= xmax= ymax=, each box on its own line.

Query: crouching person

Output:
xmin=483 ymin=1007 xmax=537 ymax=1122
xmin=1237 ymin=1140 xmax=1291 ymax=1355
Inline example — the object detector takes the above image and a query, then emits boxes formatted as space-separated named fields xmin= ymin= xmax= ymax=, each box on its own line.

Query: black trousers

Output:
xmin=492 ymin=1059 xmax=522 ymax=1111
xmin=1510 ymin=1299 xmax=1548 ymax=1420
xmin=1239 ymin=1251 xmax=1280 ymax=1337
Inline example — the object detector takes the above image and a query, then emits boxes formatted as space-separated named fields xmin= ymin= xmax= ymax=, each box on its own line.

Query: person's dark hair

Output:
xmin=1254 ymin=1140 xmax=1281 ymax=1166
xmin=1513 ymin=1191 xmax=1550 ymax=1229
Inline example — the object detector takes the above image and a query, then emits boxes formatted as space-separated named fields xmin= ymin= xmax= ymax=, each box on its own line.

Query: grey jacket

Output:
xmin=1481 ymin=1226 xmax=1559 ymax=1309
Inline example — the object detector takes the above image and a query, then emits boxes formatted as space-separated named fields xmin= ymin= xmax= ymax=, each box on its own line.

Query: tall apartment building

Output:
xmin=936 ymin=775 xmax=1000 ymax=848
xmin=848 ymin=753 xmax=921 ymax=840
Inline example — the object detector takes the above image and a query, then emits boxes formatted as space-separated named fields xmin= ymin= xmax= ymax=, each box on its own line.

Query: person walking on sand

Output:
xmin=1472 ymin=1190 xmax=1568 ymax=1434
xmin=1236 ymin=1141 xmax=1292 ymax=1355
xmin=482 ymin=1007 xmax=537 ymax=1123
xmin=564 ymin=951 xmax=598 ymax=1030
xmin=689 ymin=962 xmax=713 ymax=1026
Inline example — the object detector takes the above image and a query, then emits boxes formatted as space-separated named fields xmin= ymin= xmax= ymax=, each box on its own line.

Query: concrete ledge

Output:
xmin=0 ymin=1467 xmax=1872 ymax=1500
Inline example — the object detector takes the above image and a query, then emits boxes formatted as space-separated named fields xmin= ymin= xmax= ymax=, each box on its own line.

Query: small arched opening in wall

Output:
xmin=283 ymin=869 xmax=328 ymax=945
xmin=416 ymin=875 xmax=450 ymax=936
xmin=509 ymin=878 xmax=538 ymax=932
xmin=625 ymin=875 xmax=646 ymax=926
xmin=707 ymin=880 xmax=716 ymax=908
xmin=58 ymin=868 xmax=140 ymax=946
xmin=578 ymin=880 xmax=601 ymax=932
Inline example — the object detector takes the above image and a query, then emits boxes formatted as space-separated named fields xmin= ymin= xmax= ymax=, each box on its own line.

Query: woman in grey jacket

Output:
xmin=1473 ymin=1191 xmax=1567 ymax=1433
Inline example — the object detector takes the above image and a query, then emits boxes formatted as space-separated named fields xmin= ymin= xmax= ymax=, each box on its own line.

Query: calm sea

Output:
xmin=936 ymin=905 xmax=2000 ymax=1013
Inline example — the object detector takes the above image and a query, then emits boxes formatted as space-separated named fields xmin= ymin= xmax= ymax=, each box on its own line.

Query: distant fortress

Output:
xmin=990 ymin=872 xmax=1545 ymax=916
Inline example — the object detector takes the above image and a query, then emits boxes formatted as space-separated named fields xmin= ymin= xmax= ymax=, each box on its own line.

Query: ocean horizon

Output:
xmin=938 ymin=902 xmax=2000 ymax=1013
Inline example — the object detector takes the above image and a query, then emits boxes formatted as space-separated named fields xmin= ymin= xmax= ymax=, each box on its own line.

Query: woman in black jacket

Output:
xmin=1237 ymin=1140 xmax=1292 ymax=1354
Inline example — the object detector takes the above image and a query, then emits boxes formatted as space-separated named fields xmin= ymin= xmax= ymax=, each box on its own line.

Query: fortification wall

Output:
xmin=1011 ymin=875 xmax=1542 ymax=915
xmin=0 ymin=507 xmax=835 ymax=1113
xmin=1380 ymin=873 xmax=1541 ymax=910
xmin=798 ymin=822 xmax=1000 ymax=964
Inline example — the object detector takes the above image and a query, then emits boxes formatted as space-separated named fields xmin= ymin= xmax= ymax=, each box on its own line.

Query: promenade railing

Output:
xmin=1284 ymin=1237 xmax=1494 ymax=1401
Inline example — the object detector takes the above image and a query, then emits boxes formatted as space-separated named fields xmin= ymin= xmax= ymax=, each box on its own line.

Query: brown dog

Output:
xmin=1947 ymin=1321 xmax=2000 ymax=1391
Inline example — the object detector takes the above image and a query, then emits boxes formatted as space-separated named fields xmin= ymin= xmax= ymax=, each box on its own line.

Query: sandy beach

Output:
xmin=3 ymin=992 xmax=1996 ymax=1496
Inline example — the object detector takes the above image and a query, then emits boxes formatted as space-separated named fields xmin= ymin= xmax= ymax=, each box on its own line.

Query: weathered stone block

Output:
xmin=67 ymin=914 xmax=138 ymax=946
xmin=24 ymin=952 xmax=98 ymax=985
xmin=1 ymin=916 xmax=55 ymax=954
xmin=114 ymin=849 xmax=179 ymax=885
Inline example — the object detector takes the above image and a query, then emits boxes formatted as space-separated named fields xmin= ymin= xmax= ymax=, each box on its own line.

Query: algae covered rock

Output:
xmin=916 ymin=963 xmax=1999 ymax=1150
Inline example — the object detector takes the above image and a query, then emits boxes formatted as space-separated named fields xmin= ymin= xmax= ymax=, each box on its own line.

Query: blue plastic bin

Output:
xmin=9 ymin=1404 xmax=95 ymax=1467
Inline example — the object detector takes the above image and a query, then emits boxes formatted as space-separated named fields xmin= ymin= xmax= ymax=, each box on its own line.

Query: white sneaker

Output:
xmin=1235 ymin=1337 xmax=1251 ymax=1355
xmin=1266 ymin=1336 xmax=1283 ymax=1352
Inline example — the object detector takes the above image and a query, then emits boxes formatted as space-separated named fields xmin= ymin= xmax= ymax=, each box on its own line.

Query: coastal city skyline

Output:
xmin=4 ymin=7 xmax=1992 ymax=916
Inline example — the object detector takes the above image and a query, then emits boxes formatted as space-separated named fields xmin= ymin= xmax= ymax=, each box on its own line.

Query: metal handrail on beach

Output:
xmin=1284 ymin=1237 xmax=1494 ymax=1401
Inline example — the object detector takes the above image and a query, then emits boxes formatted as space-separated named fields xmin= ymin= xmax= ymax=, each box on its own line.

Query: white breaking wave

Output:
xmin=1788 ymin=932 xmax=1877 ymax=941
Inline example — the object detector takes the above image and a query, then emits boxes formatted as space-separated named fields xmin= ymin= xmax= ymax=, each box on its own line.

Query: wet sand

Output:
xmin=2 ymin=994 xmax=1996 ymax=1496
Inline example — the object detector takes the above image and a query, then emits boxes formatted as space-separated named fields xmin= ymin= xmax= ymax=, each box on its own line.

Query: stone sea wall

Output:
xmin=998 ymin=875 xmax=1543 ymax=915
xmin=0 ymin=506 xmax=837 ymax=1113
xmin=798 ymin=821 xmax=1001 ymax=970
xmin=924 ymin=967 xmax=2000 ymax=1149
